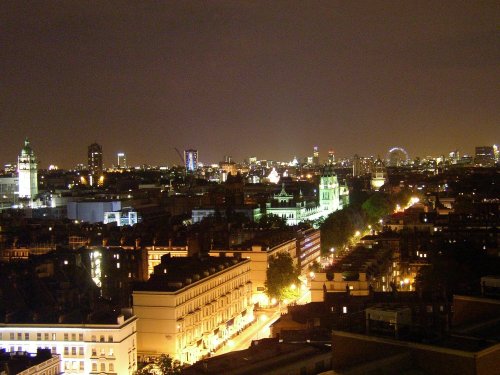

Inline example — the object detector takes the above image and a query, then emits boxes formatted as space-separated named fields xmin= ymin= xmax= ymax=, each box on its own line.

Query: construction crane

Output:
xmin=174 ymin=148 xmax=185 ymax=166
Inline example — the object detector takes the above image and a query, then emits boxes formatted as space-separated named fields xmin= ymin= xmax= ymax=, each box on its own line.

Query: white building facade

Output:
xmin=17 ymin=138 xmax=38 ymax=201
xmin=0 ymin=315 xmax=137 ymax=374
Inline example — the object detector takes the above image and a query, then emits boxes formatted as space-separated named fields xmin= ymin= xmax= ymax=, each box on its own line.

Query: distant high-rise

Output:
xmin=117 ymin=152 xmax=126 ymax=168
xmin=88 ymin=143 xmax=103 ymax=186
xmin=17 ymin=138 xmax=38 ymax=200
xmin=313 ymin=146 xmax=319 ymax=166
xmin=474 ymin=146 xmax=495 ymax=167
xmin=371 ymin=158 xmax=387 ymax=191
xmin=328 ymin=150 xmax=335 ymax=164
xmin=184 ymin=149 xmax=198 ymax=172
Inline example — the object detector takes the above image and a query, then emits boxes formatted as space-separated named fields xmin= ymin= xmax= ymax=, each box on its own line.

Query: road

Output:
xmin=213 ymin=308 xmax=281 ymax=356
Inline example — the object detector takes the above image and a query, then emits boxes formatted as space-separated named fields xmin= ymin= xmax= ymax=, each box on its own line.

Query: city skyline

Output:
xmin=1 ymin=1 xmax=498 ymax=167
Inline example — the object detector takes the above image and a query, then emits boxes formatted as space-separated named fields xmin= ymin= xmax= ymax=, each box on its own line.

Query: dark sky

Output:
xmin=1 ymin=1 xmax=499 ymax=168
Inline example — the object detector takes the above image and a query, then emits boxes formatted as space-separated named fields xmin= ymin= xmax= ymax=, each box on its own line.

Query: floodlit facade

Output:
xmin=266 ymin=167 xmax=346 ymax=225
xmin=133 ymin=256 xmax=253 ymax=364
xmin=184 ymin=149 xmax=198 ymax=172
xmin=17 ymin=138 xmax=38 ymax=201
xmin=0 ymin=315 xmax=138 ymax=374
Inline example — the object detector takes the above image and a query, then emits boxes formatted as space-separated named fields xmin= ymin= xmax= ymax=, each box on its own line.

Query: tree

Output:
xmin=361 ymin=192 xmax=392 ymax=224
xmin=134 ymin=354 xmax=182 ymax=375
xmin=265 ymin=252 xmax=300 ymax=302
xmin=257 ymin=214 xmax=287 ymax=230
xmin=320 ymin=206 xmax=366 ymax=253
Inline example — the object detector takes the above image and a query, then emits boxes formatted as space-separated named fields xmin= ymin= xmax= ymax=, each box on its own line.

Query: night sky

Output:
xmin=1 ymin=1 xmax=498 ymax=168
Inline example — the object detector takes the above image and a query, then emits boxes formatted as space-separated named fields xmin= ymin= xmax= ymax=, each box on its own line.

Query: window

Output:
xmin=108 ymin=335 xmax=113 ymax=342
xmin=100 ymin=363 xmax=105 ymax=372
xmin=92 ymin=363 xmax=97 ymax=372
xmin=10 ymin=333 xmax=14 ymax=340
xmin=91 ymin=335 xmax=96 ymax=342
xmin=71 ymin=333 xmax=76 ymax=341
xmin=17 ymin=333 xmax=22 ymax=340
xmin=64 ymin=347 xmax=69 ymax=355
xmin=109 ymin=363 xmax=114 ymax=372
xmin=79 ymin=333 xmax=83 ymax=341
xmin=71 ymin=347 xmax=76 ymax=355
xmin=44 ymin=333 xmax=49 ymax=341
xmin=100 ymin=335 xmax=105 ymax=342
xmin=64 ymin=333 xmax=68 ymax=341
xmin=24 ymin=333 xmax=29 ymax=340
xmin=79 ymin=347 xmax=84 ymax=356
xmin=37 ymin=333 xmax=42 ymax=341
xmin=51 ymin=347 xmax=56 ymax=354
xmin=91 ymin=348 xmax=97 ymax=356
xmin=52 ymin=333 xmax=56 ymax=341
xmin=109 ymin=348 xmax=114 ymax=356
xmin=80 ymin=361 xmax=84 ymax=371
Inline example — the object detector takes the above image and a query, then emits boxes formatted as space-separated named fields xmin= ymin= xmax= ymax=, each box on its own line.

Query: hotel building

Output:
xmin=0 ymin=314 xmax=137 ymax=374
xmin=133 ymin=255 xmax=253 ymax=364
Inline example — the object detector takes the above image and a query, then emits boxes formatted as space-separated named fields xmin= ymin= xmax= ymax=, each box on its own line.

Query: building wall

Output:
xmin=0 ymin=316 xmax=137 ymax=374
xmin=332 ymin=331 xmax=499 ymax=375
xmin=133 ymin=260 xmax=253 ymax=364
xmin=67 ymin=201 xmax=121 ymax=224
xmin=452 ymin=295 xmax=500 ymax=327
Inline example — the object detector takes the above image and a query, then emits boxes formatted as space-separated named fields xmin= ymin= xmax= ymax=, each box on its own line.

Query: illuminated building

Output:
xmin=474 ymin=145 xmax=495 ymax=166
xmin=352 ymin=154 xmax=373 ymax=177
xmin=103 ymin=207 xmax=139 ymax=226
xmin=211 ymin=230 xmax=320 ymax=306
xmin=133 ymin=255 xmax=253 ymax=364
xmin=328 ymin=149 xmax=335 ymax=164
xmin=87 ymin=143 xmax=103 ymax=186
xmin=266 ymin=167 xmax=345 ymax=225
xmin=370 ymin=157 xmax=387 ymax=191
xmin=117 ymin=152 xmax=126 ymax=168
xmin=0 ymin=176 xmax=18 ymax=210
xmin=0 ymin=315 xmax=137 ymax=374
xmin=17 ymin=138 xmax=38 ymax=201
xmin=0 ymin=349 xmax=60 ymax=374
xmin=67 ymin=200 xmax=121 ymax=224
xmin=184 ymin=149 xmax=198 ymax=173
xmin=313 ymin=146 xmax=319 ymax=166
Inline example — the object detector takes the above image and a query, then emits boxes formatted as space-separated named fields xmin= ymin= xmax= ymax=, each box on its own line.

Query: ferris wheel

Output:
xmin=385 ymin=147 xmax=410 ymax=167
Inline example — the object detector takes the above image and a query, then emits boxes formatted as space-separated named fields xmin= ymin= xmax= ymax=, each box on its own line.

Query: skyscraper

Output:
xmin=88 ymin=143 xmax=103 ymax=186
xmin=313 ymin=146 xmax=319 ymax=166
xmin=184 ymin=149 xmax=198 ymax=173
xmin=117 ymin=152 xmax=126 ymax=168
xmin=17 ymin=138 xmax=38 ymax=200
xmin=328 ymin=150 xmax=335 ymax=165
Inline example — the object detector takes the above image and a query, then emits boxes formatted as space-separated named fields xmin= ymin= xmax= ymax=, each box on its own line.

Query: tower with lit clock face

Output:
xmin=319 ymin=165 xmax=340 ymax=213
xmin=17 ymin=138 xmax=38 ymax=200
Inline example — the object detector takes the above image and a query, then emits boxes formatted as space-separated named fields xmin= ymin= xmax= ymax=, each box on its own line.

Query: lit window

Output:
xmin=64 ymin=333 xmax=68 ymax=341
xmin=342 ymin=306 xmax=347 ymax=314
xmin=79 ymin=333 xmax=83 ymax=341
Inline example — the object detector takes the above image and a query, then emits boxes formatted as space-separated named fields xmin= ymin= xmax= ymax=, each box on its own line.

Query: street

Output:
xmin=212 ymin=307 xmax=281 ymax=356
